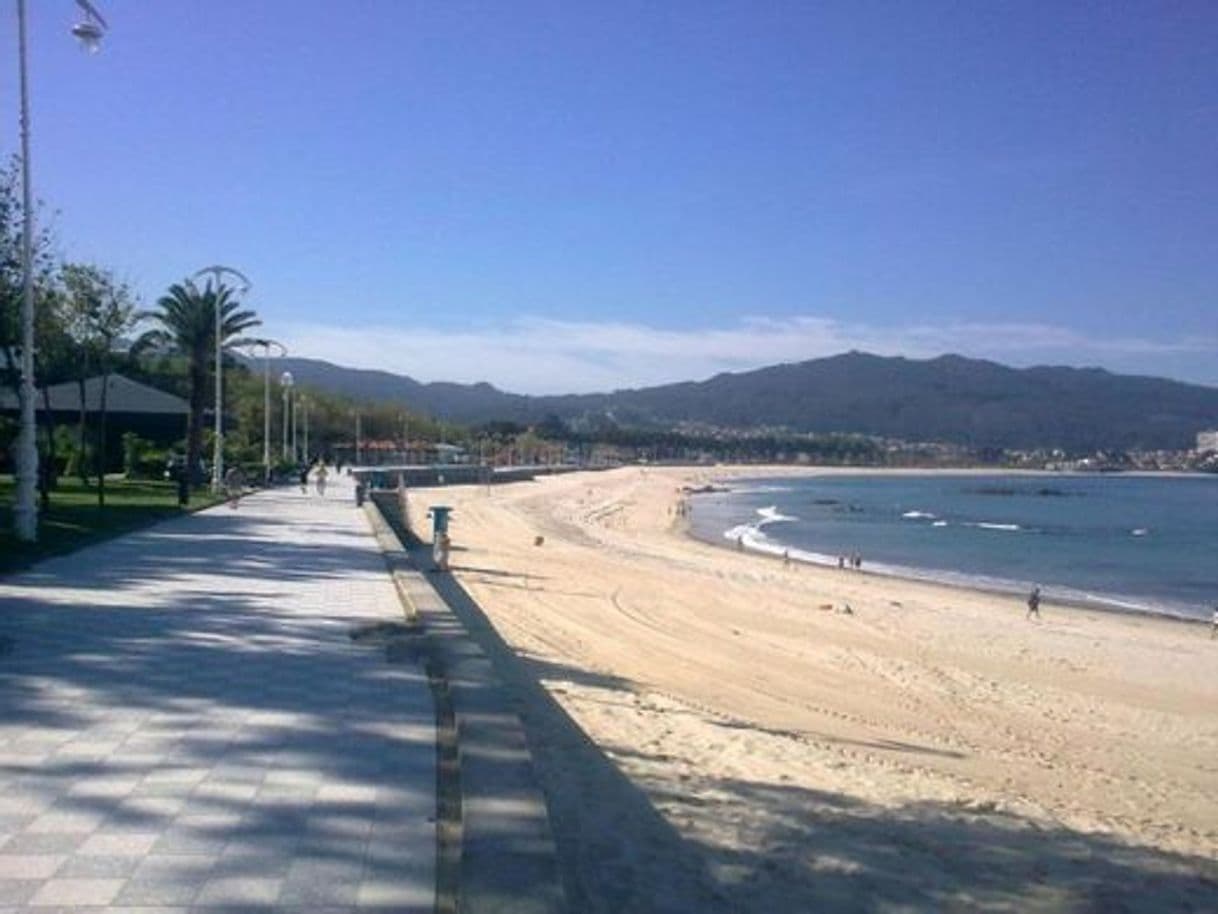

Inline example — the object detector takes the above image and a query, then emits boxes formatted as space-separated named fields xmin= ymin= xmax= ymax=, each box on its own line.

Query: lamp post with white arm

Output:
xmin=233 ymin=338 xmax=286 ymax=483
xmin=11 ymin=0 xmax=109 ymax=542
xmin=191 ymin=265 xmax=252 ymax=494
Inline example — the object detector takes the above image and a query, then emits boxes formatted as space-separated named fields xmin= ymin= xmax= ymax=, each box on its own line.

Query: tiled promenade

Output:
xmin=0 ymin=474 xmax=435 ymax=912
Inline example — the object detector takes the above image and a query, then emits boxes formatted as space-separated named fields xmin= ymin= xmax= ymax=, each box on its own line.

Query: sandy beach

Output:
xmin=403 ymin=466 xmax=1218 ymax=912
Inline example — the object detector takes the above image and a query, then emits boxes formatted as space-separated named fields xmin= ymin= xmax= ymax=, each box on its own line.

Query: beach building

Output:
xmin=1196 ymin=430 xmax=1218 ymax=453
xmin=0 ymin=374 xmax=188 ymax=472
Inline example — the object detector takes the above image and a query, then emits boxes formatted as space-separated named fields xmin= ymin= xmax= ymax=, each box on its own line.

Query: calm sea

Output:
xmin=687 ymin=473 xmax=1218 ymax=621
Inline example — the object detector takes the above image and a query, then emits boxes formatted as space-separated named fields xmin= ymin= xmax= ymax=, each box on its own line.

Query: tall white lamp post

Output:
xmin=280 ymin=371 xmax=294 ymax=462
xmin=234 ymin=338 xmax=286 ymax=483
xmin=301 ymin=396 xmax=309 ymax=465
xmin=192 ymin=265 xmax=252 ymax=493
xmin=11 ymin=0 xmax=108 ymax=542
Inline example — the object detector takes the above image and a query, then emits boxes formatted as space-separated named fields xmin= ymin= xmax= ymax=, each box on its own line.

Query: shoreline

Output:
xmin=681 ymin=466 xmax=1213 ymax=627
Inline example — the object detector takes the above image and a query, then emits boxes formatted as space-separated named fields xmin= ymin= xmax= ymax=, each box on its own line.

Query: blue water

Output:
xmin=688 ymin=473 xmax=1218 ymax=620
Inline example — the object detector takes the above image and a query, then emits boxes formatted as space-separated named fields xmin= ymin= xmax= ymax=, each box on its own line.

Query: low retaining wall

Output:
xmin=365 ymin=492 xmax=566 ymax=914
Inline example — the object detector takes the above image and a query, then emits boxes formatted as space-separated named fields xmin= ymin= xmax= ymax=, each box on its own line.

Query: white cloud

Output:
xmin=275 ymin=315 xmax=1217 ymax=395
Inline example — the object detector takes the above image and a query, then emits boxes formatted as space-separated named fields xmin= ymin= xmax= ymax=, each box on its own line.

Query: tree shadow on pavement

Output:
xmin=0 ymin=498 xmax=434 ymax=908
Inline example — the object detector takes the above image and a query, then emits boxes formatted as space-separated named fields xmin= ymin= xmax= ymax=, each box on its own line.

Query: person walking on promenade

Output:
xmin=224 ymin=465 xmax=247 ymax=509
xmin=299 ymin=462 xmax=311 ymax=494
xmin=316 ymin=463 xmax=329 ymax=497
xmin=1027 ymin=585 xmax=1042 ymax=620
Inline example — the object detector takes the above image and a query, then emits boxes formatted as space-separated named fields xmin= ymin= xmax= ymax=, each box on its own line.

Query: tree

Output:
xmin=134 ymin=281 xmax=260 ymax=492
xmin=60 ymin=264 xmax=138 ymax=506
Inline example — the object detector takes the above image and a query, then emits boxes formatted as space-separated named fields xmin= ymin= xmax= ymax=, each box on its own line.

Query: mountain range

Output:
xmin=266 ymin=351 xmax=1218 ymax=453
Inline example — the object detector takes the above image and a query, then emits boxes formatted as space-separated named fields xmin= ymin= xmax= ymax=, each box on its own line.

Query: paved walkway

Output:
xmin=0 ymin=474 xmax=435 ymax=912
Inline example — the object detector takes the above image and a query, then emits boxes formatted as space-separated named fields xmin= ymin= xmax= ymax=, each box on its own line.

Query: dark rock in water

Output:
xmin=968 ymin=486 xmax=1080 ymax=497
xmin=682 ymin=484 xmax=729 ymax=495
xmin=812 ymin=498 xmax=839 ymax=505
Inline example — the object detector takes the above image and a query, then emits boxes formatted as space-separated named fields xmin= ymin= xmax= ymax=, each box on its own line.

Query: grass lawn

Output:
xmin=0 ymin=475 xmax=224 ymax=574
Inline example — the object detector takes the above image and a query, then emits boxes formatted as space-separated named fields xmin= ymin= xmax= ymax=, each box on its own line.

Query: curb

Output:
xmin=364 ymin=495 xmax=566 ymax=914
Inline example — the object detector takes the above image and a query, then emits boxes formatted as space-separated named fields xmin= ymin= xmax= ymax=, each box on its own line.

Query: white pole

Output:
xmin=12 ymin=0 xmax=37 ymax=542
xmin=212 ymin=276 xmax=223 ymax=493
xmin=281 ymin=385 xmax=289 ymax=460
xmin=302 ymin=397 xmax=309 ymax=463
xmin=262 ymin=344 xmax=270 ymax=482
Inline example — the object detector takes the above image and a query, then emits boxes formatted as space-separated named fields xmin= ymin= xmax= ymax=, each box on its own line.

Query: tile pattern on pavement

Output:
xmin=0 ymin=475 xmax=435 ymax=911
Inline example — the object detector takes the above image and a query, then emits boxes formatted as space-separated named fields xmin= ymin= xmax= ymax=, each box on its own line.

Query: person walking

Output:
xmin=1210 ymin=605 xmax=1218 ymax=639
xmin=315 ymin=463 xmax=329 ymax=497
xmin=1026 ymin=585 xmax=1042 ymax=620
xmin=299 ymin=462 xmax=311 ymax=495
xmin=224 ymin=465 xmax=247 ymax=509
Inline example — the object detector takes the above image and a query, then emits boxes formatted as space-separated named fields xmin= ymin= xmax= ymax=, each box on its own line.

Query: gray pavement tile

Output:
xmin=27 ymin=876 xmax=125 ymax=905
xmin=78 ymin=832 xmax=161 ymax=856
xmin=0 ymin=854 xmax=66 ymax=878
xmin=23 ymin=811 xmax=103 ymax=834
xmin=194 ymin=876 xmax=282 ymax=907
xmin=0 ymin=880 xmax=41 ymax=904
xmin=0 ymin=834 xmax=84 ymax=856
xmin=55 ymin=854 xmax=143 ymax=877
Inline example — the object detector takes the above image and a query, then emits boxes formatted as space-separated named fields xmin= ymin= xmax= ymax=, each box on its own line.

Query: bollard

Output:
xmin=177 ymin=474 xmax=189 ymax=507
xmin=355 ymin=481 xmax=366 ymax=507
xmin=428 ymin=506 xmax=453 ymax=571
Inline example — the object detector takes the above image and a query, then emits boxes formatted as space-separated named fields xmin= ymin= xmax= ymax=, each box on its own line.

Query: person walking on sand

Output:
xmin=315 ymin=463 xmax=329 ymax=497
xmin=1027 ymin=585 xmax=1042 ymax=620
xmin=1211 ymin=605 xmax=1218 ymax=639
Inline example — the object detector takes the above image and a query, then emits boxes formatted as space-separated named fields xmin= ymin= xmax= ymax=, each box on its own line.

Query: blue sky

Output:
xmin=3 ymin=1 xmax=1215 ymax=392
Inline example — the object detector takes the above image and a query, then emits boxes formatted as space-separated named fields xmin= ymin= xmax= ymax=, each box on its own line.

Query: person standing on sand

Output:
xmin=1027 ymin=586 xmax=1042 ymax=620
xmin=1211 ymin=606 xmax=1218 ymax=639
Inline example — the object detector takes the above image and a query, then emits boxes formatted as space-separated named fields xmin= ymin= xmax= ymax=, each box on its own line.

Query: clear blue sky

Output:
xmin=3 ymin=0 xmax=1215 ymax=392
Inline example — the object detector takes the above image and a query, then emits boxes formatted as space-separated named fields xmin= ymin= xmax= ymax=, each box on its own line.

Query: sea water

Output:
xmin=687 ymin=473 xmax=1218 ymax=620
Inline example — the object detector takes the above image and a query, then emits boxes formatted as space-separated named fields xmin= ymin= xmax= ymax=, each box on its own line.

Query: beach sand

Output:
xmin=403 ymin=466 xmax=1218 ymax=912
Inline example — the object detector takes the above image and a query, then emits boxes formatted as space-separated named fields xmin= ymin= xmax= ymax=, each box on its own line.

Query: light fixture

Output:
xmin=71 ymin=0 xmax=108 ymax=53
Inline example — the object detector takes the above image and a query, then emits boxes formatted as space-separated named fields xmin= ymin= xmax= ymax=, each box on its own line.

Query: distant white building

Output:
xmin=1197 ymin=430 xmax=1218 ymax=453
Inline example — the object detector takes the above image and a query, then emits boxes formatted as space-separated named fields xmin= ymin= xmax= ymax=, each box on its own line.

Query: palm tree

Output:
xmin=134 ymin=281 xmax=260 ymax=491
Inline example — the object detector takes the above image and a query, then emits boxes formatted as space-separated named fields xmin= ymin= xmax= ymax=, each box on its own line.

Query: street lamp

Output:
xmin=70 ymin=0 xmax=107 ymax=52
xmin=233 ymin=338 xmax=286 ymax=483
xmin=300 ymin=395 xmax=309 ymax=464
xmin=11 ymin=0 xmax=108 ymax=542
xmin=280 ymin=371 xmax=294 ymax=462
xmin=192 ymin=265 xmax=252 ymax=494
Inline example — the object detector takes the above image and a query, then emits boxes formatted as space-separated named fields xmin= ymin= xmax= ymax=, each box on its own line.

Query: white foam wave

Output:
xmin=757 ymin=505 xmax=798 ymax=524
xmin=932 ymin=520 xmax=949 ymax=527
xmin=902 ymin=510 xmax=936 ymax=519
xmin=969 ymin=522 xmax=1021 ymax=532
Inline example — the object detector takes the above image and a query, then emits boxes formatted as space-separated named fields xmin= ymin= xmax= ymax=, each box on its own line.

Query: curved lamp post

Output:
xmin=191 ymin=265 xmax=252 ymax=493
xmin=279 ymin=371 xmax=294 ymax=462
xmin=232 ymin=338 xmax=286 ymax=483
xmin=11 ymin=0 xmax=109 ymax=542
xmin=300 ymin=395 xmax=309 ymax=465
